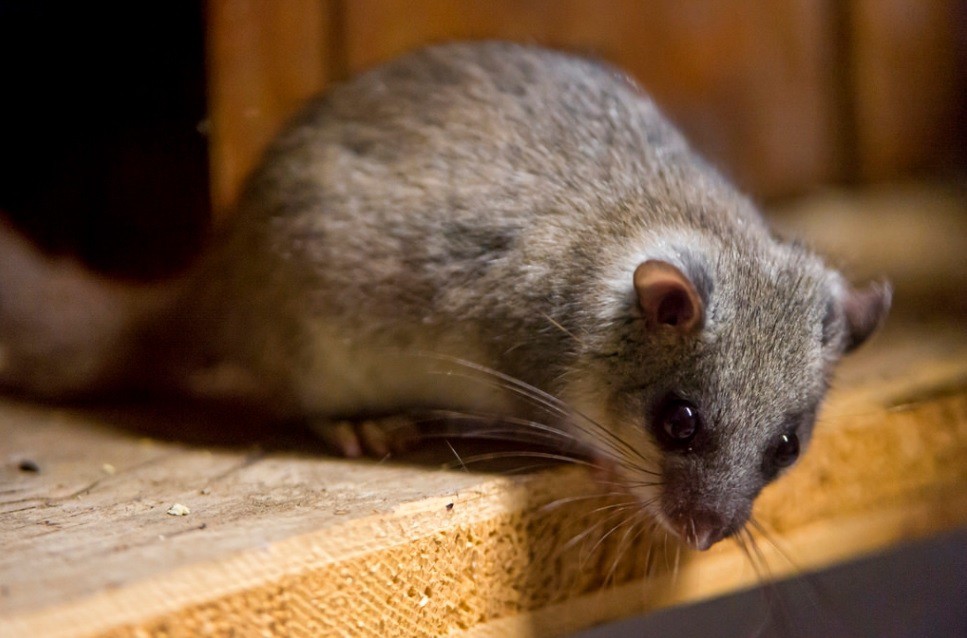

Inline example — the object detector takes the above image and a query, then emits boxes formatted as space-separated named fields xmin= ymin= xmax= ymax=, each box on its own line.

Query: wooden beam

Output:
xmin=206 ymin=0 xmax=335 ymax=218
xmin=2 ymin=185 xmax=966 ymax=636
xmin=341 ymin=0 xmax=839 ymax=199
xmin=848 ymin=0 xmax=964 ymax=181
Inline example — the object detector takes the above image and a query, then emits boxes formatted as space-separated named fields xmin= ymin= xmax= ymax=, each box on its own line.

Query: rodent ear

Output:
xmin=634 ymin=260 xmax=705 ymax=334
xmin=838 ymin=279 xmax=893 ymax=353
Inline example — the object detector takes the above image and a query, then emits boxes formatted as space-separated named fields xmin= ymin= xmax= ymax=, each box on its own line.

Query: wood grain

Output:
xmin=1 ymin=318 xmax=964 ymax=637
xmin=204 ymin=1 xmax=965 ymax=211
xmin=848 ymin=0 xmax=964 ymax=181
xmin=341 ymin=0 xmax=839 ymax=199
xmin=206 ymin=0 xmax=335 ymax=217
xmin=2 ymin=185 xmax=966 ymax=636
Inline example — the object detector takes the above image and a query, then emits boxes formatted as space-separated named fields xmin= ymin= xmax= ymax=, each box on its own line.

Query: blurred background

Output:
xmin=1 ymin=0 xmax=964 ymax=274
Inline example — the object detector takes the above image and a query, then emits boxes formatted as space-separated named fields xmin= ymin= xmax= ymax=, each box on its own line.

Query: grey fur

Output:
xmin=0 ymin=42 xmax=890 ymax=549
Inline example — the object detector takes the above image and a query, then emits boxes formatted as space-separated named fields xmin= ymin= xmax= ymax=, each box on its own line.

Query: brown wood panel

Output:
xmin=204 ymin=1 xmax=965 ymax=209
xmin=206 ymin=0 xmax=335 ymax=218
xmin=849 ymin=0 xmax=965 ymax=181
xmin=342 ymin=0 xmax=840 ymax=199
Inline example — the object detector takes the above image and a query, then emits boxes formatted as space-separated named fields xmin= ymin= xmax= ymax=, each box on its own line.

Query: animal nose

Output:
xmin=676 ymin=509 xmax=730 ymax=551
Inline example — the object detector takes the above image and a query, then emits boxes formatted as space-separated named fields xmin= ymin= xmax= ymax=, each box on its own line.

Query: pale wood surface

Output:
xmin=1 ymin=184 xmax=965 ymax=636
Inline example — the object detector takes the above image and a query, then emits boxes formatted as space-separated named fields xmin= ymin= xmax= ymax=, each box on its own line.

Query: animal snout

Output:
xmin=671 ymin=508 xmax=739 ymax=551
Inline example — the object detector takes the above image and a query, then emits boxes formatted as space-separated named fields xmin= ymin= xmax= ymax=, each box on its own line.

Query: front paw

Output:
xmin=309 ymin=415 xmax=418 ymax=459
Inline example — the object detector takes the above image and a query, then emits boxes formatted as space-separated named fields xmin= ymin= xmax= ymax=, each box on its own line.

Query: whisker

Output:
xmin=604 ymin=512 xmax=650 ymax=587
xmin=580 ymin=510 xmax=639 ymax=569
xmin=643 ymin=521 xmax=661 ymax=578
xmin=429 ymin=411 xmax=659 ymax=477
xmin=662 ymin=530 xmax=670 ymax=574
xmin=419 ymin=428 xmax=581 ymax=451
xmin=427 ymin=410 xmax=584 ymax=444
xmin=736 ymin=530 xmax=776 ymax=638
xmin=404 ymin=406 xmax=662 ymax=479
xmin=445 ymin=440 xmax=468 ymax=472
xmin=489 ymin=463 xmax=576 ymax=475
xmin=555 ymin=508 xmax=630 ymax=559
xmin=593 ymin=478 xmax=663 ymax=491
xmin=426 ymin=366 xmax=570 ymax=418
xmin=441 ymin=450 xmax=601 ymax=470
xmin=672 ymin=542 xmax=681 ymax=585
xmin=539 ymin=491 xmax=632 ymax=512
xmin=419 ymin=353 xmax=658 ymax=472
xmin=744 ymin=526 xmax=802 ymax=638
xmin=440 ymin=373 xmax=654 ymax=472
xmin=540 ymin=311 xmax=585 ymax=346
xmin=747 ymin=517 xmax=859 ymax=637
xmin=585 ymin=500 xmax=645 ymax=517
xmin=553 ymin=499 xmax=644 ymax=564
xmin=734 ymin=530 xmax=776 ymax=638
xmin=747 ymin=517 xmax=800 ymax=573
xmin=747 ymin=527 xmax=774 ymax=580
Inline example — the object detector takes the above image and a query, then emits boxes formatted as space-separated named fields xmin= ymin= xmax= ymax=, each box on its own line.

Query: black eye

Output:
xmin=654 ymin=398 xmax=702 ymax=448
xmin=773 ymin=433 xmax=800 ymax=468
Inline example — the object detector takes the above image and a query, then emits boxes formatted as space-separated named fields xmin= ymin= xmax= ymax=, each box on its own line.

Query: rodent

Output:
xmin=0 ymin=42 xmax=890 ymax=550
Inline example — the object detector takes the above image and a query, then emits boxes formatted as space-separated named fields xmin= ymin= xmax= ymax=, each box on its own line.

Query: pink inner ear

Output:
xmin=634 ymin=260 xmax=704 ymax=334
xmin=656 ymin=288 xmax=693 ymax=326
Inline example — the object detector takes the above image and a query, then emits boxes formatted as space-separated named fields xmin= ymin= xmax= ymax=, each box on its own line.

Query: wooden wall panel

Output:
xmin=849 ymin=0 xmax=964 ymax=181
xmin=205 ymin=0 xmax=965 ymax=210
xmin=207 ymin=0 xmax=335 ymax=218
xmin=341 ymin=0 xmax=840 ymax=200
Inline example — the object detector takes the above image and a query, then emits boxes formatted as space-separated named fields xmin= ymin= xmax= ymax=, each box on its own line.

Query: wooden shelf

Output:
xmin=2 ymin=184 xmax=966 ymax=637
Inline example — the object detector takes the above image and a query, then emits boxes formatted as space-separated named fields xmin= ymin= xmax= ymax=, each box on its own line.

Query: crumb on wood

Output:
xmin=102 ymin=463 xmax=116 ymax=475
xmin=167 ymin=503 xmax=191 ymax=516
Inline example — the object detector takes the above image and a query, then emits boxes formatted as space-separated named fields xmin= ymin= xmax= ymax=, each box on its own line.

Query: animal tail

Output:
xmin=0 ymin=218 xmax=178 ymax=400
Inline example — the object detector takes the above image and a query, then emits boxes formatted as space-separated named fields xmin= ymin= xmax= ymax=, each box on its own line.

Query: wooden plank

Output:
xmin=203 ymin=1 xmax=966 ymax=213
xmin=848 ymin=0 xmax=964 ymax=181
xmin=771 ymin=182 xmax=967 ymax=316
xmin=342 ymin=0 xmax=839 ymax=199
xmin=1 ymin=320 xmax=965 ymax=637
xmin=206 ymin=0 xmax=335 ymax=218
xmin=1 ymin=183 xmax=966 ymax=636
